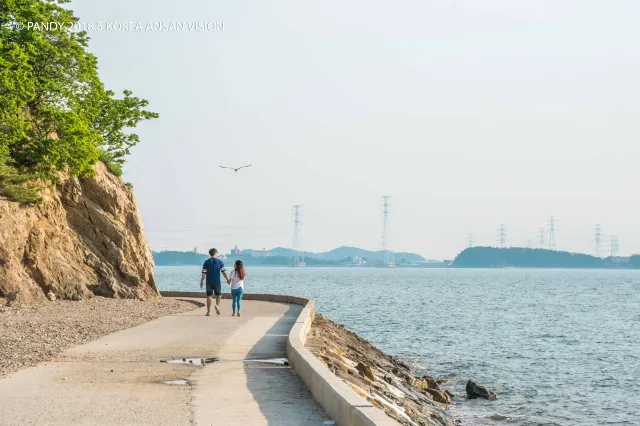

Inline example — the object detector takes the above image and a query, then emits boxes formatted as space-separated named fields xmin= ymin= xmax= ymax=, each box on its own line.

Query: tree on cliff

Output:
xmin=0 ymin=0 xmax=158 ymax=203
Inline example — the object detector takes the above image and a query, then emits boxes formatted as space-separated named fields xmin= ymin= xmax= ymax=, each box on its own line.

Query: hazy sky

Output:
xmin=70 ymin=0 xmax=639 ymax=259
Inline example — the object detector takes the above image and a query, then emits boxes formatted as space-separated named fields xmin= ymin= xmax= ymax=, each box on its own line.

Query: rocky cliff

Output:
xmin=0 ymin=162 xmax=159 ymax=304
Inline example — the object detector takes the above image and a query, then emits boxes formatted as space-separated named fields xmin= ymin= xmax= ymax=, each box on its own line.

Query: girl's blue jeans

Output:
xmin=231 ymin=288 xmax=244 ymax=313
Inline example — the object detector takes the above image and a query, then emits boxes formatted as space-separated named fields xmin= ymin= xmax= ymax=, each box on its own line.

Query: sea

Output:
xmin=155 ymin=266 xmax=640 ymax=426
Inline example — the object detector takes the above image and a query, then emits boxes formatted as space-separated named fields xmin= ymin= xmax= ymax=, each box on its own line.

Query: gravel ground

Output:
xmin=0 ymin=297 xmax=201 ymax=378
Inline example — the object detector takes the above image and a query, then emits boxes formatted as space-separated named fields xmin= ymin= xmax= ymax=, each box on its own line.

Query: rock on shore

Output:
xmin=0 ymin=162 xmax=159 ymax=304
xmin=466 ymin=379 xmax=497 ymax=401
xmin=306 ymin=314 xmax=457 ymax=426
xmin=0 ymin=297 xmax=200 ymax=378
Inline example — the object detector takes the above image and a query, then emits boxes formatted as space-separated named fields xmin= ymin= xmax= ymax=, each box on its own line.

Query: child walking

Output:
xmin=228 ymin=260 xmax=245 ymax=316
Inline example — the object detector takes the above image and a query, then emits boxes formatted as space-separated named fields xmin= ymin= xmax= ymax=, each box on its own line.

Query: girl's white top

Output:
xmin=229 ymin=270 xmax=244 ymax=290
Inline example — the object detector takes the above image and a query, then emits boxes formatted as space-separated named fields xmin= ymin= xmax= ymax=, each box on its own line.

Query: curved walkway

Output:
xmin=0 ymin=299 xmax=331 ymax=425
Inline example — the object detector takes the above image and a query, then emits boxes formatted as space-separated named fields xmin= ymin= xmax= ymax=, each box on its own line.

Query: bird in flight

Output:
xmin=220 ymin=164 xmax=252 ymax=172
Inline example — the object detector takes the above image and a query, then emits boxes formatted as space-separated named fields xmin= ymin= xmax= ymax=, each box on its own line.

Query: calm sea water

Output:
xmin=155 ymin=266 xmax=640 ymax=426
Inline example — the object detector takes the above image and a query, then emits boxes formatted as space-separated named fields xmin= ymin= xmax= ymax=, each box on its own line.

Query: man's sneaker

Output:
xmin=215 ymin=305 xmax=220 ymax=315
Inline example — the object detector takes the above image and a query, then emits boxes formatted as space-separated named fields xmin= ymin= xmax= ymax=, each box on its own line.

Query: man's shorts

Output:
xmin=206 ymin=282 xmax=222 ymax=297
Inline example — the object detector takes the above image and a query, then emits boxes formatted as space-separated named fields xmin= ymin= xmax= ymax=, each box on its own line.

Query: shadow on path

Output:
xmin=174 ymin=298 xmax=205 ymax=308
xmin=244 ymin=305 xmax=330 ymax=425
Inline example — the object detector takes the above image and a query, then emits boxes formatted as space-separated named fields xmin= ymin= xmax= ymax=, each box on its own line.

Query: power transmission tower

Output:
xmin=526 ymin=239 xmax=533 ymax=249
xmin=548 ymin=216 xmax=558 ymax=251
xmin=538 ymin=227 xmax=546 ymax=248
xmin=466 ymin=233 xmax=475 ymax=248
xmin=497 ymin=224 xmax=507 ymax=248
xmin=593 ymin=224 xmax=603 ymax=257
xmin=290 ymin=205 xmax=305 ymax=266
xmin=380 ymin=196 xmax=395 ymax=267
xmin=610 ymin=235 xmax=619 ymax=257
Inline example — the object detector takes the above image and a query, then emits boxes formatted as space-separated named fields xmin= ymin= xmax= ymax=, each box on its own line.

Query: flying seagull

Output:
xmin=220 ymin=164 xmax=252 ymax=172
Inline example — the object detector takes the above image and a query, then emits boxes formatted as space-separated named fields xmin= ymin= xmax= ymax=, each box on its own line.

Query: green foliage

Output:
xmin=95 ymin=90 xmax=158 ymax=175
xmin=0 ymin=0 xmax=157 ymax=203
xmin=0 ymin=145 xmax=41 ymax=203
xmin=99 ymin=150 xmax=123 ymax=176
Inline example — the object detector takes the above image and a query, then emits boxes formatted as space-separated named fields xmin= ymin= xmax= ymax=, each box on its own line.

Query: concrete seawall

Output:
xmin=159 ymin=292 xmax=397 ymax=426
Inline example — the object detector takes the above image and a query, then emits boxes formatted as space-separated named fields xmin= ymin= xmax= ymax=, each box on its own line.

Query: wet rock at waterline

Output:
xmin=466 ymin=379 xmax=498 ymax=400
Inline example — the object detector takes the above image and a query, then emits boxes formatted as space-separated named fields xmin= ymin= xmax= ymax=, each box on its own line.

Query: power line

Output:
xmin=610 ymin=235 xmax=619 ymax=257
xmin=380 ymin=196 xmax=395 ymax=267
xmin=466 ymin=233 xmax=475 ymax=248
xmin=497 ymin=224 xmax=507 ymax=249
xmin=548 ymin=216 xmax=558 ymax=251
xmin=593 ymin=224 xmax=603 ymax=257
xmin=290 ymin=205 xmax=305 ymax=266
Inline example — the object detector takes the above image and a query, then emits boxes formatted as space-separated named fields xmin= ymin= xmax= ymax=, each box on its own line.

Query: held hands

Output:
xmin=226 ymin=278 xmax=231 ymax=285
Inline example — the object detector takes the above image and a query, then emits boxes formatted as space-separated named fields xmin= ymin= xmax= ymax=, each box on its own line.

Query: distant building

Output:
xmin=443 ymin=260 xmax=452 ymax=266
xmin=252 ymin=248 xmax=269 ymax=258
xmin=230 ymin=245 xmax=240 ymax=255
xmin=352 ymin=256 xmax=366 ymax=265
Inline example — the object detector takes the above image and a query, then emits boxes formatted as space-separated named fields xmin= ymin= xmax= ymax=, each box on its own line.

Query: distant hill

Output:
xmin=254 ymin=246 xmax=425 ymax=262
xmin=453 ymin=247 xmax=638 ymax=269
xmin=152 ymin=251 xmax=342 ymax=267
xmin=153 ymin=245 xmax=426 ymax=266
xmin=254 ymin=247 xmax=317 ymax=258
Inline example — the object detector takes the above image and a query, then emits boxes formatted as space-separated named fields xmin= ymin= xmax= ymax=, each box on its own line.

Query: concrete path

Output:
xmin=0 ymin=299 xmax=331 ymax=426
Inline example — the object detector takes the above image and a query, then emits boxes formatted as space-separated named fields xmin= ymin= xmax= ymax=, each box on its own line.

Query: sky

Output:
xmin=69 ymin=0 xmax=640 ymax=259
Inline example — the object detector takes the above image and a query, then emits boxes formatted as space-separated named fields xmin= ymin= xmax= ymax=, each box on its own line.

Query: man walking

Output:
xmin=200 ymin=248 xmax=230 ymax=316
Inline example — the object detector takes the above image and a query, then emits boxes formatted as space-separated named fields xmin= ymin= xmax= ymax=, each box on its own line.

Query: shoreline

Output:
xmin=306 ymin=314 xmax=458 ymax=426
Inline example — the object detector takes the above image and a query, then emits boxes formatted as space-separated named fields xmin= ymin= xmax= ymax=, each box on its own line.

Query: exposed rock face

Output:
xmin=0 ymin=162 xmax=159 ymax=304
xmin=466 ymin=379 xmax=498 ymax=400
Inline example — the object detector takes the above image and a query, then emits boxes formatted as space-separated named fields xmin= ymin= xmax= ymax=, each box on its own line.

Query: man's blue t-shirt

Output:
xmin=202 ymin=257 xmax=226 ymax=286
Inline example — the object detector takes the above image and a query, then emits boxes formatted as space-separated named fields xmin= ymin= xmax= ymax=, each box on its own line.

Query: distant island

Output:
xmin=453 ymin=247 xmax=640 ymax=269
xmin=153 ymin=246 xmax=640 ymax=269
xmin=152 ymin=246 xmax=442 ymax=267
